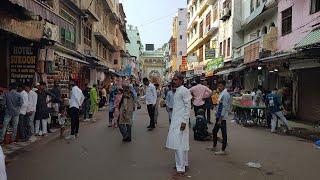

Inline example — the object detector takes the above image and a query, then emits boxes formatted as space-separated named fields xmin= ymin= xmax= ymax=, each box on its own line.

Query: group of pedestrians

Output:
xmin=0 ymin=81 xmax=60 ymax=144
xmin=163 ymin=73 xmax=232 ymax=175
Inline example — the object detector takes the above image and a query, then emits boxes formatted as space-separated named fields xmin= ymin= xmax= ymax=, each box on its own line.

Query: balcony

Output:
xmin=220 ymin=7 xmax=231 ymax=21
xmin=233 ymin=27 xmax=278 ymax=63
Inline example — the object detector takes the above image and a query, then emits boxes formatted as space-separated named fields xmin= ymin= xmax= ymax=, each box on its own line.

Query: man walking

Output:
xmin=66 ymin=82 xmax=84 ymax=140
xmin=211 ymin=80 xmax=231 ymax=155
xmin=82 ymin=84 xmax=91 ymax=121
xmin=266 ymin=88 xmax=291 ymax=133
xmin=90 ymin=84 xmax=98 ymax=122
xmin=189 ymin=79 xmax=212 ymax=116
xmin=25 ymin=83 xmax=37 ymax=139
xmin=34 ymin=82 xmax=50 ymax=136
xmin=143 ymin=78 xmax=157 ymax=131
xmin=166 ymin=73 xmax=192 ymax=175
xmin=0 ymin=83 xmax=22 ymax=143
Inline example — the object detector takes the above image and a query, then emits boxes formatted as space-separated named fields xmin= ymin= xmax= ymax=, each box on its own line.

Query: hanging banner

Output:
xmin=187 ymin=55 xmax=198 ymax=63
xmin=205 ymin=57 xmax=224 ymax=71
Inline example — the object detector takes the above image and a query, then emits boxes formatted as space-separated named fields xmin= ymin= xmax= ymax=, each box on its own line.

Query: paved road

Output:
xmin=6 ymin=107 xmax=320 ymax=180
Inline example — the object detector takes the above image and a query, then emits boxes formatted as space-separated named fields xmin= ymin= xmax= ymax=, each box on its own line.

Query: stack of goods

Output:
xmin=241 ymin=94 xmax=253 ymax=107
xmin=232 ymin=97 xmax=242 ymax=106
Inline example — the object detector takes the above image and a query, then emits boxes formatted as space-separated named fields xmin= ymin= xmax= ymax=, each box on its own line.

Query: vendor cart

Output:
xmin=233 ymin=104 xmax=267 ymax=127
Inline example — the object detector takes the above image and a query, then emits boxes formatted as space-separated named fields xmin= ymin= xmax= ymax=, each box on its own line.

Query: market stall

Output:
xmin=233 ymin=94 xmax=266 ymax=127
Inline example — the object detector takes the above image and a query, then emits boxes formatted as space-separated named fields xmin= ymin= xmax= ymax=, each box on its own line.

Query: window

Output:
xmin=206 ymin=12 xmax=211 ymax=30
xmin=114 ymin=59 xmax=118 ymax=65
xmin=227 ymin=38 xmax=231 ymax=57
xmin=179 ymin=51 xmax=183 ymax=55
xmin=250 ymin=0 xmax=255 ymax=13
xmin=180 ymin=35 xmax=183 ymax=39
xmin=311 ymin=0 xmax=320 ymax=14
xmin=137 ymin=40 xmax=141 ymax=44
xmin=199 ymin=21 xmax=203 ymax=38
xmin=219 ymin=42 xmax=223 ymax=57
xmin=256 ymin=0 xmax=260 ymax=8
xmin=179 ymin=21 xmax=182 ymax=25
xmin=83 ymin=22 xmax=92 ymax=47
xmin=256 ymin=29 xmax=261 ymax=37
xmin=281 ymin=7 xmax=292 ymax=36
xmin=262 ymin=26 xmax=268 ymax=34
xmin=60 ymin=9 xmax=76 ymax=49
xmin=199 ymin=46 xmax=204 ymax=61
xmin=223 ymin=40 xmax=227 ymax=57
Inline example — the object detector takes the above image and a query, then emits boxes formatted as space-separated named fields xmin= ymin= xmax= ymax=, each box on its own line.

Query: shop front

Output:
xmin=290 ymin=58 xmax=320 ymax=123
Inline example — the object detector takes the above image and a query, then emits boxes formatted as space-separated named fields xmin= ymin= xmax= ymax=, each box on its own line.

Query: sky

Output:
xmin=120 ymin=0 xmax=187 ymax=49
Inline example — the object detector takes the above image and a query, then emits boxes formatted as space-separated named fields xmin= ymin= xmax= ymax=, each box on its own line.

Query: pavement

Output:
xmin=5 ymin=106 xmax=320 ymax=180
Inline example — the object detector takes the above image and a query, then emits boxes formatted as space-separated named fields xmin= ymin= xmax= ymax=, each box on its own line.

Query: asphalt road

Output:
xmin=6 ymin=107 xmax=320 ymax=180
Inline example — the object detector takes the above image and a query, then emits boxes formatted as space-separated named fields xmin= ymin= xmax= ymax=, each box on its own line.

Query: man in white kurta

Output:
xmin=166 ymin=73 xmax=192 ymax=173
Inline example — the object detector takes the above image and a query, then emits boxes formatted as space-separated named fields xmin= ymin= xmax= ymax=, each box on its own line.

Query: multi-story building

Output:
xmin=125 ymin=25 xmax=143 ymax=79
xmin=141 ymin=45 xmax=164 ymax=84
xmin=231 ymin=0 xmax=278 ymax=90
xmin=186 ymin=0 xmax=222 ymax=76
xmin=0 ymin=0 xmax=129 ymax=97
xmin=275 ymin=0 xmax=320 ymax=122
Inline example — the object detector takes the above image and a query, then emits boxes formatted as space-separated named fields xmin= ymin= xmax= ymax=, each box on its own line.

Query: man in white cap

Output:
xmin=166 ymin=73 xmax=192 ymax=175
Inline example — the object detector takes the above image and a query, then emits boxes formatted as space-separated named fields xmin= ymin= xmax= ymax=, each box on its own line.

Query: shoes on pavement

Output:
xmin=147 ymin=125 xmax=151 ymax=129
xmin=207 ymin=146 xmax=217 ymax=152
xmin=214 ymin=150 xmax=227 ymax=155
xmin=65 ymin=135 xmax=76 ymax=140
xmin=148 ymin=127 xmax=155 ymax=131
xmin=83 ymin=119 xmax=90 ymax=122
xmin=75 ymin=134 xmax=79 ymax=138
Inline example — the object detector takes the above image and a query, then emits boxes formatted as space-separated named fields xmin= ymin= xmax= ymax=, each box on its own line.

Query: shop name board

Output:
xmin=205 ymin=48 xmax=216 ymax=60
xmin=10 ymin=46 xmax=37 ymax=83
xmin=205 ymin=57 xmax=224 ymax=71
xmin=0 ymin=15 xmax=43 ymax=41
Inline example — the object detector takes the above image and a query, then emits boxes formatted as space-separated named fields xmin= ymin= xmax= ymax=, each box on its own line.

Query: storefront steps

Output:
xmin=287 ymin=120 xmax=320 ymax=142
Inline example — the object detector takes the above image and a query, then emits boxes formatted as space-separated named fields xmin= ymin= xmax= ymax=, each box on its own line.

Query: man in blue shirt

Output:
xmin=266 ymin=89 xmax=290 ymax=133
xmin=211 ymin=80 xmax=231 ymax=155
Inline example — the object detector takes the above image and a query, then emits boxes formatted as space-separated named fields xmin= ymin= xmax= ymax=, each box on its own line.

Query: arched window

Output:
xmin=262 ymin=26 xmax=268 ymax=34
xmin=269 ymin=22 xmax=276 ymax=30
xmin=256 ymin=29 xmax=261 ymax=37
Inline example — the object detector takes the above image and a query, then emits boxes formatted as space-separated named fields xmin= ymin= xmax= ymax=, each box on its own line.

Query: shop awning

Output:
xmin=8 ymin=0 xmax=74 ymax=31
xmin=295 ymin=27 xmax=320 ymax=49
xmin=216 ymin=65 xmax=246 ymax=75
xmin=55 ymin=51 xmax=89 ymax=64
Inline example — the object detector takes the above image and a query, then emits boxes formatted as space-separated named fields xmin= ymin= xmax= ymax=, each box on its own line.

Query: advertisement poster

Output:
xmin=9 ymin=43 xmax=38 ymax=83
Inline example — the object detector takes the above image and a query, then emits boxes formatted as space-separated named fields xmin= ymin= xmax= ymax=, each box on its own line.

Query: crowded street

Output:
xmin=1 ymin=0 xmax=320 ymax=179
xmin=5 ymin=107 xmax=320 ymax=180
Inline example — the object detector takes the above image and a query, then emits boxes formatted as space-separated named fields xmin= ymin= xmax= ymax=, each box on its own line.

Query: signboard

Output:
xmin=0 ymin=15 xmax=43 ymax=41
xmin=182 ymin=56 xmax=187 ymax=65
xmin=205 ymin=57 xmax=224 ymax=71
xmin=10 ymin=44 xmax=38 ymax=83
xmin=263 ymin=27 xmax=278 ymax=52
xmin=205 ymin=48 xmax=216 ymax=60
xmin=194 ymin=65 xmax=204 ymax=75
xmin=187 ymin=55 xmax=198 ymax=63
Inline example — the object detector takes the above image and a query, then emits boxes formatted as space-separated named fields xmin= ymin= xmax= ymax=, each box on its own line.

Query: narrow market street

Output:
xmin=6 ymin=107 xmax=320 ymax=180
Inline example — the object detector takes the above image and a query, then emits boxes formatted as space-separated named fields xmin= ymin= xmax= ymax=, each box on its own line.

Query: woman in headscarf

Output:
xmin=118 ymin=84 xmax=135 ymax=142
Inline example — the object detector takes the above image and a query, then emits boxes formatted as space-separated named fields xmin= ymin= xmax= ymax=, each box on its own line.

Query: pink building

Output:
xmin=278 ymin=0 xmax=320 ymax=51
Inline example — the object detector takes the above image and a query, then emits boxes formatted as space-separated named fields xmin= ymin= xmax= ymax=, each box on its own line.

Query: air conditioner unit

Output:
xmin=43 ymin=22 xmax=59 ymax=42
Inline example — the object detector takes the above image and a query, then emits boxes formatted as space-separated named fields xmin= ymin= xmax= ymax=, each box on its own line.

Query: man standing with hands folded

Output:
xmin=166 ymin=73 xmax=192 ymax=175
